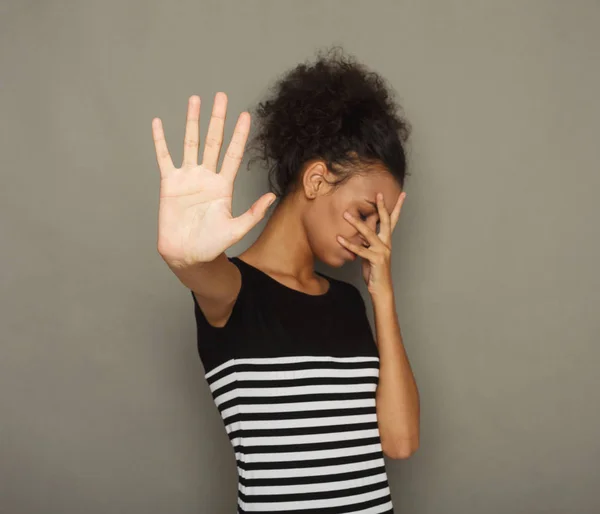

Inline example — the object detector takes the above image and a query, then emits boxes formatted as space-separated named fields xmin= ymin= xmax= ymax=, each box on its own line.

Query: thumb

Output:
xmin=232 ymin=193 xmax=277 ymax=239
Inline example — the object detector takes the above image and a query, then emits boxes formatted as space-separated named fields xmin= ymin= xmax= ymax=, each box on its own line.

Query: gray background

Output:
xmin=1 ymin=1 xmax=599 ymax=513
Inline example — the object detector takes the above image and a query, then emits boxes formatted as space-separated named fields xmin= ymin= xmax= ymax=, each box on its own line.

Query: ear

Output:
xmin=301 ymin=160 xmax=328 ymax=199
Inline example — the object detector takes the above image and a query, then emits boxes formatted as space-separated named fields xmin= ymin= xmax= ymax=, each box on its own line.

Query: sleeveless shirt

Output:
xmin=191 ymin=255 xmax=394 ymax=513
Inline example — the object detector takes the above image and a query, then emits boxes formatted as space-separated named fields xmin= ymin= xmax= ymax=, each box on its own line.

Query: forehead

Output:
xmin=340 ymin=171 xmax=402 ymax=211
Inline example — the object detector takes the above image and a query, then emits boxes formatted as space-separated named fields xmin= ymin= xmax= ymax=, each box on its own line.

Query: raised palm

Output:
xmin=153 ymin=93 xmax=275 ymax=268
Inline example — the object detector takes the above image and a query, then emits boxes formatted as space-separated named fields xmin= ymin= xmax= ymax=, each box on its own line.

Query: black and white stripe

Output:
xmin=205 ymin=355 xmax=394 ymax=513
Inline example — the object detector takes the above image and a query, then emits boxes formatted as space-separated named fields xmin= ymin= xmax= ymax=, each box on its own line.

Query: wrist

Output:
xmin=370 ymin=288 xmax=395 ymax=307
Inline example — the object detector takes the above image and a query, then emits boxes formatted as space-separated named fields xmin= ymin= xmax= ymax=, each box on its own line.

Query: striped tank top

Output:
xmin=191 ymin=255 xmax=394 ymax=513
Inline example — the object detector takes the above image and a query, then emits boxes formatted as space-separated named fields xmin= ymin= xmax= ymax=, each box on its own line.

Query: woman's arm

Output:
xmin=372 ymin=290 xmax=420 ymax=459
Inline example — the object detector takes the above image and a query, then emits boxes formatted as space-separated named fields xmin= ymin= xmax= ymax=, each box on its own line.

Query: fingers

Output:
xmin=152 ymin=118 xmax=174 ymax=177
xmin=390 ymin=192 xmax=407 ymax=231
xmin=343 ymin=211 xmax=379 ymax=247
xmin=182 ymin=95 xmax=201 ymax=168
xmin=337 ymin=235 xmax=371 ymax=260
xmin=202 ymin=92 xmax=228 ymax=172
xmin=219 ymin=111 xmax=251 ymax=182
xmin=232 ymin=193 xmax=277 ymax=241
xmin=376 ymin=192 xmax=392 ymax=244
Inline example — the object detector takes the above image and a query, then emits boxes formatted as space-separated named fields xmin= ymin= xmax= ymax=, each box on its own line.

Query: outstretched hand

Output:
xmin=153 ymin=93 xmax=276 ymax=268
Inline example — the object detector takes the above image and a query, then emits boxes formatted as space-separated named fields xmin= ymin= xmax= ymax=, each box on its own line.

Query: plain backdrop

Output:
xmin=1 ymin=1 xmax=599 ymax=513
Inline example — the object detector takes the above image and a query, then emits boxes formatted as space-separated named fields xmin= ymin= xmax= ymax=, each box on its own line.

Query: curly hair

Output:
xmin=245 ymin=45 xmax=411 ymax=200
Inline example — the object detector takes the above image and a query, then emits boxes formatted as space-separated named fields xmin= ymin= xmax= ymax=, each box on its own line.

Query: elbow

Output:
xmin=382 ymin=438 xmax=420 ymax=460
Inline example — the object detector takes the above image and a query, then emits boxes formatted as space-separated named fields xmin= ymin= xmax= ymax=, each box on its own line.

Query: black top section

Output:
xmin=191 ymin=255 xmax=377 ymax=375
xmin=232 ymin=255 xmax=337 ymax=301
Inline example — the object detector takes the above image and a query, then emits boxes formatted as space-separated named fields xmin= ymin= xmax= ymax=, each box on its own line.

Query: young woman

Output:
xmin=153 ymin=48 xmax=420 ymax=514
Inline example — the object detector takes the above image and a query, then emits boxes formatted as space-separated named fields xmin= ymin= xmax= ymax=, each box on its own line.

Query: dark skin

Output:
xmin=239 ymin=162 xmax=404 ymax=297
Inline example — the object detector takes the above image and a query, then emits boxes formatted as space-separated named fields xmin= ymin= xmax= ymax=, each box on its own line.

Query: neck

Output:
xmin=240 ymin=194 xmax=316 ymax=278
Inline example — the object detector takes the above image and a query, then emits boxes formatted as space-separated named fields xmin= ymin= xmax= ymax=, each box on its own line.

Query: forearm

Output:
xmin=372 ymin=290 xmax=420 ymax=458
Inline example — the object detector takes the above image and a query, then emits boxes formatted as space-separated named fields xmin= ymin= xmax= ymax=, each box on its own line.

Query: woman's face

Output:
xmin=300 ymin=163 xmax=403 ymax=267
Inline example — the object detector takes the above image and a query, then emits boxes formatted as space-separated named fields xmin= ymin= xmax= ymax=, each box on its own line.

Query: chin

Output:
xmin=317 ymin=248 xmax=353 ymax=268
